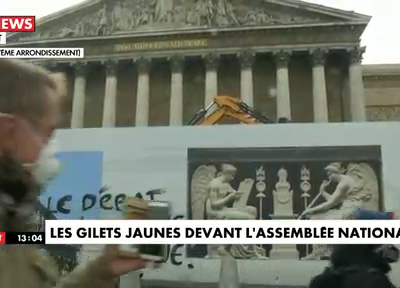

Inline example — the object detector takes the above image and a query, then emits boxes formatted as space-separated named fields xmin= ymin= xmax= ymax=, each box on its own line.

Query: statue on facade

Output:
xmin=112 ymin=2 xmax=123 ymax=30
xmin=155 ymin=0 xmax=174 ymax=23
xmin=73 ymin=21 xmax=85 ymax=36
xmin=244 ymin=8 xmax=257 ymax=25
xmin=300 ymin=162 xmax=380 ymax=260
xmin=172 ymin=4 xmax=188 ymax=25
xmin=96 ymin=4 xmax=108 ymax=35
xmin=216 ymin=0 xmax=229 ymax=26
xmin=225 ymin=3 xmax=239 ymax=26
xmin=205 ymin=0 xmax=215 ymax=26
xmin=193 ymin=0 xmax=214 ymax=26
xmin=32 ymin=0 xmax=325 ymax=40
xmin=111 ymin=2 xmax=134 ymax=31
xmin=190 ymin=164 xmax=266 ymax=259
xmin=52 ymin=18 xmax=84 ymax=38
xmin=255 ymin=9 xmax=275 ymax=25
xmin=186 ymin=3 xmax=201 ymax=26
xmin=214 ymin=0 xmax=239 ymax=27
xmin=243 ymin=7 xmax=275 ymax=26
xmin=137 ymin=2 xmax=154 ymax=26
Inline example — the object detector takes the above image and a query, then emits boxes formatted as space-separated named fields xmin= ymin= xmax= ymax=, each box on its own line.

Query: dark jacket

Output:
xmin=0 ymin=153 xmax=117 ymax=288
xmin=309 ymin=245 xmax=395 ymax=288
xmin=0 ymin=244 xmax=117 ymax=288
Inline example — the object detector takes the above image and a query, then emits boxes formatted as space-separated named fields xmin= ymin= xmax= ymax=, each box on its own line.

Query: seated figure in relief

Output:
xmin=206 ymin=164 xmax=257 ymax=220
xmin=301 ymin=162 xmax=380 ymax=260
xmin=190 ymin=164 xmax=266 ymax=259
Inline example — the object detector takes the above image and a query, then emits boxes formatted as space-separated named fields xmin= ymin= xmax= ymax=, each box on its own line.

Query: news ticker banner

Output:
xmin=43 ymin=220 xmax=400 ymax=245
xmin=1 ymin=220 xmax=400 ymax=245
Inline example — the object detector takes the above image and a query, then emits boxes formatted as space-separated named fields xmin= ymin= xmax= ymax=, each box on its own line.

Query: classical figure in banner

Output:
xmin=190 ymin=164 xmax=266 ymax=259
xmin=272 ymin=168 xmax=294 ymax=217
xmin=269 ymin=167 xmax=299 ymax=259
xmin=301 ymin=162 xmax=380 ymax=260
xmin=206 ymin=164 xmax=256 ymax=220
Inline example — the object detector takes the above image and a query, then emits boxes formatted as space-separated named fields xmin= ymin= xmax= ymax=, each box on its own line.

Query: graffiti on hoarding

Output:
xmin=82 ymin=186 xmax=126 ymax=212
xmin=40 ymin=151 xmax=186 ymax=266
xmin=45 ymin=185 xmax=127 ymax=215
xmin=135 ymin=189 xmax=185 ymax=266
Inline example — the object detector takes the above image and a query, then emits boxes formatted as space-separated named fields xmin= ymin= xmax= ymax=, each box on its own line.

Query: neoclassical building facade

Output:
xmin=6 ymin=0 xmax=384 ymax=128
xmin=364 ymin=64 xmax=400 ymax=122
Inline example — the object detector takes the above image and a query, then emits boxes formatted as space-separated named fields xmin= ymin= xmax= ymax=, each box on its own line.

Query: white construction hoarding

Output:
xmin=43 ymin=122 xmax=400 ymax=287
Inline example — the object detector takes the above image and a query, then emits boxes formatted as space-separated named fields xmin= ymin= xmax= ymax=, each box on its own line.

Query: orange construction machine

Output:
xmin=188 ymin=95 xmax=289 ymax=125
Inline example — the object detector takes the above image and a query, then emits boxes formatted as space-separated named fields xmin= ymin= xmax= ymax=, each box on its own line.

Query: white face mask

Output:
xmin=0 ymin=112 xmax=62 ymax=190
xmin=24 ymin=139 xmax=62 ymax=190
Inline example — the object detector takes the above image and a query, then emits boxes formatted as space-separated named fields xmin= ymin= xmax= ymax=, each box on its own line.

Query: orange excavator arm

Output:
xmin=188 ymin=95 xmax=287 ymax=125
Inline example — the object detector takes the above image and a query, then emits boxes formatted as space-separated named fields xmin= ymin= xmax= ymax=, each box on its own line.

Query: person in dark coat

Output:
xmin=0 ymin=59 xmax=156 ymax=288
xmin=309 ymin=210 xmax=399 ymax=288
xmin=309 ymin=244 xmax=396 ymax=288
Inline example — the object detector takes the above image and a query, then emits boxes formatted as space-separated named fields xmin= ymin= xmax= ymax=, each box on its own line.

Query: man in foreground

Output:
xmin=308 ymin=244 xmax=397 ymax=288
xmin=0 ymin=59 xmax=155 ymax=287
xmin=308 ymin=210 xmax=399 ymax=288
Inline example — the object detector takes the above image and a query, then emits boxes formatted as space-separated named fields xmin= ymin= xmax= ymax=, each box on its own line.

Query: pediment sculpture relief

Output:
xmin=21 ymin=0 xmax=321 ymax=41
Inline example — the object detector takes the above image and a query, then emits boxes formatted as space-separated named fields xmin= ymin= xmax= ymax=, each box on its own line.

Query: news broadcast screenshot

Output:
xmin=1 ymin=1 xmax=400 ymax=288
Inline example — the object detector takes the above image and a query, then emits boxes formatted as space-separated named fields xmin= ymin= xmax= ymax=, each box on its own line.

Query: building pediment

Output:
xmin=8 ymin=0 xmax=371 ymax=42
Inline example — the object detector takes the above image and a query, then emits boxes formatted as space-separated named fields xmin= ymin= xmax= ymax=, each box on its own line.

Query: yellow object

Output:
xmin=124 ymin=197 xmax=149 ymax=220
xmin=188 ymin=95 xmax=274 ymax=125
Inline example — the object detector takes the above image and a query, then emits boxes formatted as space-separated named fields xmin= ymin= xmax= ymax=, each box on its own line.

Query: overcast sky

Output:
xmin=3 ymin=0 xmax=399 ymax=65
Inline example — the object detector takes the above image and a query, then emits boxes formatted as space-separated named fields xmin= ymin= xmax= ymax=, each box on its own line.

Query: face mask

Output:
xmin=24 ymin=139 xmax=61 ymax=191
xmin=0 ymin=112 xmax=61 ymax=190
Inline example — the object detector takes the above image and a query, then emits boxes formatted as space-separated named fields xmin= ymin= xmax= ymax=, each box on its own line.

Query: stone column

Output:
xmin=239 ymin=51 xmax=255 ymax=106
xmin=70 ymin=62 xmax=87 ymax=128
xmin=102 ymin=60 xmax=118 ymax=127
xmin=204 ymin=53 xmax=219 ymax=107
xmin=348 ymin=47 xmax=367 ymax=122
xmin=169 ymin=56 xmax=184 ymax=126
xmin=135 ymin=58 xmax=151 ymax=127
xmin=311 ymin=49 xmax=329 ymax=123
xmin=274 ymin=51 xmax=292 ymax=120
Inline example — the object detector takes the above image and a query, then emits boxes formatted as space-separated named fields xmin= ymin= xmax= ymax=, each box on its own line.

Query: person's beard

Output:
xmin=0 ymin=153 xmax=40 ymax=232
